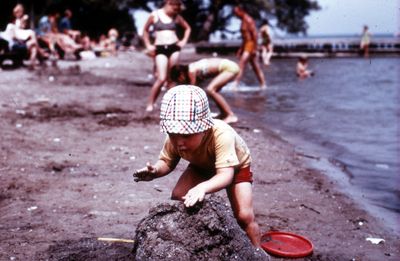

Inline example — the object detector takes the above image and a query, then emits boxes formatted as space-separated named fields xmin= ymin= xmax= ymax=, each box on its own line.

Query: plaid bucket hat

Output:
xmin=160 ymin=85 xmax=214 ymax=134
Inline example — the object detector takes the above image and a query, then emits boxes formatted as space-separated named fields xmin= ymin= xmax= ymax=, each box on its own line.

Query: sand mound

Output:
xmin=133 ymin=196 xmax=267 ymax=261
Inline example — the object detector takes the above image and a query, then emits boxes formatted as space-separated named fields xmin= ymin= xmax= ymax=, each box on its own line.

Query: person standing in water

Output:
xmin=259 ymin=19 xmax=273 ymax=67
xmin=142 ymin=0 xmax=191 ymax=112
xmin=233 ymin=5 xmax=267 ymax=90
xmin=360 ymin=25 xmax=371 ymax=58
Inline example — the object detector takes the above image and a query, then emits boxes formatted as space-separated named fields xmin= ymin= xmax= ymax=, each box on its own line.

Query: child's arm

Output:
xmin=189 ymin=71 xmax=197 ymax=85
xmin=133 ymin=160 xmax=172 ymax=182
xmin=182 ymin=167 xmax=234 ymax=207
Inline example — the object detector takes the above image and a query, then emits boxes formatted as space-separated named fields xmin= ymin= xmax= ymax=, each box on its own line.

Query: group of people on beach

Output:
xmin=142 ymin=2 xmax=274 ymax=125
xmin=0 ymin=3 xmax=131 ymax=69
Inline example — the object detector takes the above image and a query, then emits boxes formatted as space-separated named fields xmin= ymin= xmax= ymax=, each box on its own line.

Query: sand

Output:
xmin=0 ymin=50 xmax=398 ymax=260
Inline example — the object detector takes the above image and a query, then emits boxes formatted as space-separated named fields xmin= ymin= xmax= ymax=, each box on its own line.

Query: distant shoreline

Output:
xmin=195 ymin=35 xmax=400 ymax=57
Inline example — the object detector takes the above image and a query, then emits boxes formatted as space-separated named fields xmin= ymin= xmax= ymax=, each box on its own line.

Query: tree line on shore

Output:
xmin=0 ymin=0 xmax=320 ymax=42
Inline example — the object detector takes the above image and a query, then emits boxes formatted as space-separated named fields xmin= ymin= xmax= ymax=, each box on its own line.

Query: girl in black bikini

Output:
xmin=142 ymin=0 xmax=191 ymax=112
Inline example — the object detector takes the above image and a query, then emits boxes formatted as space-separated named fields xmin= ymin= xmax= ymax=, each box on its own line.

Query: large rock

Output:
xmin=133 ymin=196 xmax=267 ymax=261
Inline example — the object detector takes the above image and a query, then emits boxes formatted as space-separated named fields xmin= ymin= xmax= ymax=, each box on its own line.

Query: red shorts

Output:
xmin=234 ymin=166 xmax=253 ymax=184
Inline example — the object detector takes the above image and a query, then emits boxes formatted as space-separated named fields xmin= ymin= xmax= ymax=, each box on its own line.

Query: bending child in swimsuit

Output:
xmin=171 ymin=58 xmax=239 ymax=124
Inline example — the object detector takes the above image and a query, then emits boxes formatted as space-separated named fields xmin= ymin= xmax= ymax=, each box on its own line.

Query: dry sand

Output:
xmin=0 ymin=50 xmax=399 ymax=260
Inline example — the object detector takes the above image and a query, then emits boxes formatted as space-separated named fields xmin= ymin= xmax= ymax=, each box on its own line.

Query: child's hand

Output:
xmin=144 ymin=46 xmax=155 ymax=57
xmin=132 ymin=162 xmax=157 ymax=182
xmin=182 ymin=184 xmax=206 ymax=207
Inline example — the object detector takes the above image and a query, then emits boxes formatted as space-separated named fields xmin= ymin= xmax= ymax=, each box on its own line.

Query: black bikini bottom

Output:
xmin=155 ymin=43 xmax=181 ymax=58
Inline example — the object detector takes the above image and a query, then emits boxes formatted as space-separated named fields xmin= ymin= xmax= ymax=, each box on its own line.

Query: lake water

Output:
xmin=222 ymin=56 xmax=400 ymax=235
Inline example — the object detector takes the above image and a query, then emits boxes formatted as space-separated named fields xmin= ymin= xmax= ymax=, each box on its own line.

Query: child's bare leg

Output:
xmin=146 ymin=55 xmax=168 ymax=111
xmin=227 ymin=182 xmax=261 ymax=247
xmin=171 ymin=165 xmax=208 ymax=200
xmin=206 ymin=72 xmax=238 ymax=124
xmin=166 ymin=51 xmax=180 ymax=89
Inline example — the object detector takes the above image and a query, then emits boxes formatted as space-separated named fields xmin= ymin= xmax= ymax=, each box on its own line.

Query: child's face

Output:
xmin=168 ymin=132 xmax=205 ymax=153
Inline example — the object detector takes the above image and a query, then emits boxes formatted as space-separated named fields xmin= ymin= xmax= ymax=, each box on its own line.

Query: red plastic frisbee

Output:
xmin=261 ymin=231 xmax=313 ymax=258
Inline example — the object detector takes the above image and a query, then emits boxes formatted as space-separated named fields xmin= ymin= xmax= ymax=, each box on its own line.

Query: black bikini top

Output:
xmin=153 ymin=12 xmax=177 ymax=31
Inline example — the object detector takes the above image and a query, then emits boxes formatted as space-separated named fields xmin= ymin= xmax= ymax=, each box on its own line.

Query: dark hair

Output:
xmin=165 ymin=0 xmax=182 ymax=5
xmin=299 ymin=56 xmax=308 ymax=63
xmin=170 ymin=64 xmax=190 ymax=84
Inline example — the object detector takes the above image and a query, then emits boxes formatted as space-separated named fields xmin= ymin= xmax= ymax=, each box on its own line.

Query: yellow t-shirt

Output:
xmin=159 ymin=120 xmax=251 ymax=172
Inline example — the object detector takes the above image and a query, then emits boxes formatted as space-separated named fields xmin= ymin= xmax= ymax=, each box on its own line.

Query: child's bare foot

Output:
xmin=145 ymin=104 xmax=154 ymax=112
xmin=223 ymin=114 xmax=238 ymax=124
xmin=260 ymin=84 xmax=267 ymax=90
xmin=232 ymin=82 xmax=239 ymax=92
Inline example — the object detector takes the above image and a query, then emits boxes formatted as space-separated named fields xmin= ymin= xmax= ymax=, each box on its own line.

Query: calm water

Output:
xmin=222 ymin=56 xmax=400 ymax=234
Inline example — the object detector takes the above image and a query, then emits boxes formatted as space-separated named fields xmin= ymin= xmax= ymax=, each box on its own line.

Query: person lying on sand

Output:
xmin=133 ymin=85 xmax=264 ymax=250
xmin=170 ymin=58 xmax=239 ymax=124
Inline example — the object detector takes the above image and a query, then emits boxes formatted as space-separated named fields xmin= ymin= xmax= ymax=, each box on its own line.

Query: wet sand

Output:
xmin=0 ymin=50 xmax=399 ymax=260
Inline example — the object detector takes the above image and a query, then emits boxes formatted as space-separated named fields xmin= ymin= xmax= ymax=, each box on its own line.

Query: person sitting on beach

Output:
xmin=59 ymin=9 xmax=81 ymax=42
xmin=360 ymin=25 xmax=371 ymax=58
xmin=233 ymin=5 xmax=267 ymax=90
xmin=259 ymin=19 xmax=273 ymax=67
xmin=91 ymin=29 xmax=119 ymax=57
xmin=133 ymin=85 xmax=264 ymax=250
xmin=37 ymin=9 xmax=83 ymax=60
xmin=296 ymin=56 xmax=314 ymax=79
xmin=5 ymin=3 xmax=46 ymax=69
xmin=142 ymin=0 xmax=191 ymax=112
xmin=170 ymin=58 xmax=239 ymax=124
xmin=106 ymin=28 xmax=119 ymax=56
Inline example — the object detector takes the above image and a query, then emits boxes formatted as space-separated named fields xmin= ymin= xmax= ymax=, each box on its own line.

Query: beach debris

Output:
xmin=27 ymin=206 xmax=38 ymax=211
xmin=15 ymin=123 xmax=22 ymax=128
xmin=300 ymin=204 xmax=321 ymax=214
xmin=365 ymin=237 xmax=385 ymax=244
xmin=133 ymin=195 xmax=267 ymax=260
xmin=15 ymin=109 xmax=26 ymax=115
xmin=97 ymin=237 xmax=134 ymax=243
xmin=153 ymin=184 xmax=162 ymax=192
xmin=296 ymin=152 xmax=320 ymax=160
xmin=48 ymin=76 xmax=55 ymax=82
xmin=253 ymin=129 xmax=261 ymax=133
xmin=53 ymin=138 xmax=61 ymax=143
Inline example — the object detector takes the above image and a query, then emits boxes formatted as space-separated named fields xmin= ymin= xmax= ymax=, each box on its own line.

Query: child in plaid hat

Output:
xmin=133 ymin=85 xmax=262 ymax=247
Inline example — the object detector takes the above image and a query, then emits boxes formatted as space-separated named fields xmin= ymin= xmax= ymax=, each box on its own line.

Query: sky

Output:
xmin=133 ymin=0 xmax=399 ymax=37
xmin=305 ymin=0 xmax=399 ymax=36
